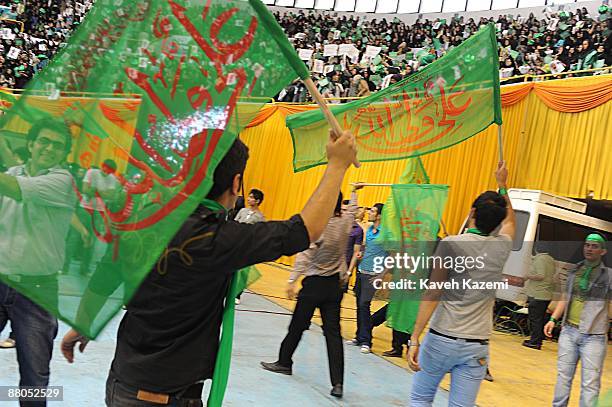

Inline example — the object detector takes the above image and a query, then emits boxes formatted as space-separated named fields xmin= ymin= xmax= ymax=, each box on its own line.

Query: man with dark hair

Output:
xmin=262 ymin=185 xmax=362 ymax=398
xmin=78 ymin=157 xmax=121 ymax=275
xmin=0 ymin=118 xmax=76 ymax=405
xmin=545 ymin=233 xmax=610 ymax=407
xmin=235 ymin=187 xmax=265 ymax=224
xmin=234 ymin=188 xmax=266 ymax=304
xmin=409 ymin=162 xmax=515 ymax=406
xmin=62 ymin=131 xmax=357 ymax=406
xmin=347 ymin=201 xmax=386 ymax=354
xmin=523 ymin=240 xmax=555 ymax=350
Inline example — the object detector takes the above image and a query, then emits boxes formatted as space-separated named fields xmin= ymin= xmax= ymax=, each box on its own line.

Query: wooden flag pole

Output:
xmin=497 ymin=125 xmax=504 ymax=162
xmin=349 ymin=183 xmax=393 ymax=187
xmin=303 ymin=77 xmax=360 ymax=168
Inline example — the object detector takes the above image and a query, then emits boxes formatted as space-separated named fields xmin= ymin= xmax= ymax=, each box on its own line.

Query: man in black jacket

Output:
xmin=61 ymin=131 xmax=357 ymax=406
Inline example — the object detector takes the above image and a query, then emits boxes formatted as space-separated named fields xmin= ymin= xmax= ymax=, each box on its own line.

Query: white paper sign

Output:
xmin=433 ymin=22 xmax=441 ymax=30
xmin=312 ymin=59 xmax=324 ymax=73
xmin=500 ymin=67 xmax=514 ymax=78
xmin=39 ymin=43 xmax=47 ymax=51
xmin=550 ymin=60 xmax=565 ymax=74
xmin=323 ymin=44 xmax=338 ymax=57
xmin=298 ymin=49 xmax=314 ymax=61
xmin=333 ymin=30 xmax=341 ymax=40
xmin=547 ymin=18 xmax=559 ymax=31
xmin=0 ymin=28 xmax=11 ymax=40
xmin=338 ymin=44 xmax=353 ymax=56
xmin=324 ymin=65 xmax=334 ymax=74
xmin=7 ymin=47 xmax=20 ymax=59
xmin=364 ymin=45 xmax=381 ymax=59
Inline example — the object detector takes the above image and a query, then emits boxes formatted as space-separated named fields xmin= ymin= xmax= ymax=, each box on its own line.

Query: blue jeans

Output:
xmin=552 ymin=325 xmax=607 ymax=407
xmin=0 ymin=282 xmax=58 ymax=407
xmin=105 ymin=371 xmax=204 ymax=406
xmin=410 ymin=331 xmax=488 ymax=407
xmin=355 ymin=272 xmax=376 ymax=346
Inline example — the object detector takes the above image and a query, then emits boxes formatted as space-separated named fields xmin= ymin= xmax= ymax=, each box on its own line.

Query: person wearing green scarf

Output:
xmin=545 ymin=232 xmax=610 ymax=407
xmin=61 ymin=132 xmax=358 ymax=406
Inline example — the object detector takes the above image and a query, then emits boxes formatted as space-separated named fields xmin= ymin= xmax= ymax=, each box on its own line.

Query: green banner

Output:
xmin=0 ymin=0 xmax=300 ymax=341
xmin=286 ymin=23 xmax=502 ymax=172
xmin=379 ymin=184 xmax=448 ymax=333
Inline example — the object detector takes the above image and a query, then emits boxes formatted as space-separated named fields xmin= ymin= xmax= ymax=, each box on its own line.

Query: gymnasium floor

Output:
xmin=0 ymin=270 xmax=448 ymax=406
xmin=0 ymin=262 xmax=609 ymax=406
xmin=248 ymin=263 xmax=612 ymax=407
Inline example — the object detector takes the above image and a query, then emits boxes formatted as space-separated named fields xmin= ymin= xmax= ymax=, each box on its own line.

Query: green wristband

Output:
xmin=549 ymin=316 xmax=558 ymax=324
xmin=498 ymin=187 xmax=508 ymax=196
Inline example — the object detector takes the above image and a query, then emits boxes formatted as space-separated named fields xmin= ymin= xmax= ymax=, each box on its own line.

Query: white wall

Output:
xmin=269 ymin=1 xmax=602 ymax=24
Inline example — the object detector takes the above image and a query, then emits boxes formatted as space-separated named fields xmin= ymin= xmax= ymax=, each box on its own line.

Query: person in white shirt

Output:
xmin=79 ymin=159 xmax=121 ymax=275
xmin=235 ymin=188 xmax=265 ymax=224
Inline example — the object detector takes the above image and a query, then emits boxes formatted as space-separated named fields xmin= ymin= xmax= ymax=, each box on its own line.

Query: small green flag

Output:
xmin=380 ymin=184 xmax=448 ymax=333
xmin=399 ymin=157 xmax=430 ymax=184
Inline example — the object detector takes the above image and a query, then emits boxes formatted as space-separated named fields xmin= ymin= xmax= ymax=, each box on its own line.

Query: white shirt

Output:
xmin=81 ymin=168 xmax=120 ymax=211
xmin=0 ymin=165 xmax=76 ymax=276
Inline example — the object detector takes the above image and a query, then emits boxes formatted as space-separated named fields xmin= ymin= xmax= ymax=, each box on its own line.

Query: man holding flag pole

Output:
xmin=58 ymin=1 xmax=360 ymax=406
xmin=408 ymin=161 xmax=515 ymax=406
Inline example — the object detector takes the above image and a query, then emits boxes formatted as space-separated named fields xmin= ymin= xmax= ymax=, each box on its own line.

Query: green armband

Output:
xmin=498 ymin=187 xmax=507 ymax=196
xmin=549 ymin=316 xmax=558 ymax=324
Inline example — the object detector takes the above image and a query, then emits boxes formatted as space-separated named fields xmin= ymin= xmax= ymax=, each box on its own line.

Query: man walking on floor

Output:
xmin=346 ymin=202 xmax=386 ymax=354
xmin=408 ymin=162 xmax=515 ymax=406
xmin=261 ymin=184 xmax=362 ymax=398
xmin=544 ymin=233 xmax=610 ymax=407
xmin=523 ymin=241 xmax=555 ymax=350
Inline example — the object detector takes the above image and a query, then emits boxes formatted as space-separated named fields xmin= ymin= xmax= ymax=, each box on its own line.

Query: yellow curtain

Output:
xmin=240 ymin=77 xmax=611 ymax=265
xmin=1 ymin=95 xmax=140 ymax=173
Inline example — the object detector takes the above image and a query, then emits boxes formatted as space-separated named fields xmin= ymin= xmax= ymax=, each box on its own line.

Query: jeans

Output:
xmin=552 ymin=325 xmax=607 ymax=407
xmin=410 ymin=331 xmax=488 ymax=407
xmin=0 ymin=282 xmax=58 ymax=407
xmin=527 ymin=297 xmax=550 ymax=345
xmin=354 ymin=272 xmax=376 ymax=347
xmin=278 ymin=274 xmax=344 ymax=386
xmin=105 ymin=371 xmax=204 ymax=407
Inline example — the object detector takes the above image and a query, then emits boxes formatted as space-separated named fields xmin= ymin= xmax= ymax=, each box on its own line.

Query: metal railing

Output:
xmin=499 ymin=66 xmax=611 ymax=83
xmin=0 ymin=18 xmax=24 ymax=32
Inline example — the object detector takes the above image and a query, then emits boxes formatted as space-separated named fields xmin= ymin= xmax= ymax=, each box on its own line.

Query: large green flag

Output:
xmin=0 ymin=0 xmax=302 ymax=340
xmin=379 ymin=183 xmax=448 ymax=333
xmin=286 ymin=23 xmax=502 ymax=172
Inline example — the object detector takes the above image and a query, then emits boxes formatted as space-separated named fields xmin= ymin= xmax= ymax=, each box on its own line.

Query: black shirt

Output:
xmin=110 ymin=204 xmax=309 ymax=393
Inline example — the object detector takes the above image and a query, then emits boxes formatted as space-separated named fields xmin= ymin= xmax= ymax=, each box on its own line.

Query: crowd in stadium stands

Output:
xmin=0 ymin=0 xmax=91 ymax=89
xmin=277 ymin=5 xmax=611 ymax=101
xmin=0 ymin=0 xmax=609 ymax=101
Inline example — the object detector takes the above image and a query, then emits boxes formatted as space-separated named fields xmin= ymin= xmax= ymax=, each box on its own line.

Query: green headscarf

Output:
xmin=579 ymin=234 xmax=606 ymax=291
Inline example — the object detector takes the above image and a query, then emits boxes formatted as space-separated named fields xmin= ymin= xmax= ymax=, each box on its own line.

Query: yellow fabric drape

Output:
xmin=1 ymin=95 xmax=140 ymax=173
xmin=532 ymin=76 xmax=612 ymax=113
xmin=244 ymin=75 xmax=612 ymax=130
xmin=241 ymin=76 xmax=611 ymax=266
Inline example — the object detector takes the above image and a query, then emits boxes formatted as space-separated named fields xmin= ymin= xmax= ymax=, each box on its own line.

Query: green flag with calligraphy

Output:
xmin=286 ymin=23 xmax=501 ymax=172
xmin=379 ymin=183 xmax=448 ymax=333
xmin=0 ymin=0 xmax=303 ymax=339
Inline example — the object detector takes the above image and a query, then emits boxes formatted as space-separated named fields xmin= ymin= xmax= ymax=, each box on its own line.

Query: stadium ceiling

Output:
xmin=265 ymin=0 xmax=580 ymax=14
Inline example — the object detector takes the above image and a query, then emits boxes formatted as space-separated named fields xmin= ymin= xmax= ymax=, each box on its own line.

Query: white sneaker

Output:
xmin=360 ymin=345 xmax=371 ymax=354
xmin=235 ymin=298 xmax=241 ymax=305
xmin=0 ymin=338 xmax=16 ymax=349
xmin=345 ymin=339 xmax=359 ymax=346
